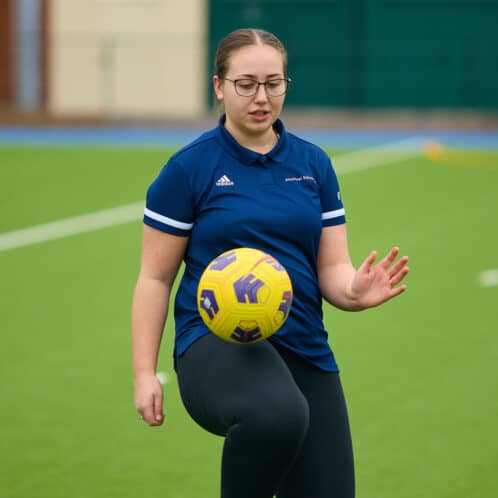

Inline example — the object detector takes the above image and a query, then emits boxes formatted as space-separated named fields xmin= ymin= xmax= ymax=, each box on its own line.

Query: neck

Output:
xmin=224 ymin=121 xmax=278 ymax=155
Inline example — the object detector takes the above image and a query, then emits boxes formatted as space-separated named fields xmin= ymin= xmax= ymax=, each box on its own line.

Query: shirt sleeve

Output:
xmin=320 ymin=155 xmax=346 ymax=227
xmin=143 ymin=159 xmax=195 ymax=237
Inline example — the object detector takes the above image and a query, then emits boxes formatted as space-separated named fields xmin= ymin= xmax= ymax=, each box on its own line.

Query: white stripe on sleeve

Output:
xmin=144 ymin=207 xmax=194 ymax=230
xmin=322 ymin=208 xmax=346 ymax=220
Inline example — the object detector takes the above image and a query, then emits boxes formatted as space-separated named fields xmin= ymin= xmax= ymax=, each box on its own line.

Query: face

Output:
xmin=213 ymin=44 xmax=286 ymax=141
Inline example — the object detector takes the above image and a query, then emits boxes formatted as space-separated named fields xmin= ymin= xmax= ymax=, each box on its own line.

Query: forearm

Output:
xmin=131 ymin=276 xmax=171 ymax=377
xmin=318 ymin=263 xmax=364 ymax=312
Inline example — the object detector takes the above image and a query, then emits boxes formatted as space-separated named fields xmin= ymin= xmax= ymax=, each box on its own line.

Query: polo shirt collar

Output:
xmin=215 ymin=114 xmax=289 ymax=165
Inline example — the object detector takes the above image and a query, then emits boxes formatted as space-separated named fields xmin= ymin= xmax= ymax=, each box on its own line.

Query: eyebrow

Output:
xmin=235 ymin=73 xmax=283 ymax=79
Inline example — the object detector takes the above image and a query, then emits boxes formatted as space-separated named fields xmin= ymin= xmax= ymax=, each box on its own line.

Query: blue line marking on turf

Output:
xmin=0 ymin=126 xmax=497 ymax=149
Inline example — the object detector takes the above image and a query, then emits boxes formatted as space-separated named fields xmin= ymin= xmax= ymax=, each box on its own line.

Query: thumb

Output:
xmin=153 ymin=390 xmax=164 ymax=423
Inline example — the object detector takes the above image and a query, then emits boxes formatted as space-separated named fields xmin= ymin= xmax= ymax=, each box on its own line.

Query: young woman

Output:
xmin=132 ymin=28 xmax=409 ymax=498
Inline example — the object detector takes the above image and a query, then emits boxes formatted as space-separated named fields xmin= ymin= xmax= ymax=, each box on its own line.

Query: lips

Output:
xmin=249 ymin=110 xmax=270 ymax=116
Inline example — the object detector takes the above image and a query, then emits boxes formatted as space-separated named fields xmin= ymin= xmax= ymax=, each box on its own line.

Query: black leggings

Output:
xmin=176 ymin=334 xmax=355 ymax=498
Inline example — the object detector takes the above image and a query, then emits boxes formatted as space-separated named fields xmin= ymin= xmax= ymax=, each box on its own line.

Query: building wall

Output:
xmin=16 ymin=0 xmax=44 ymax=110
xmin=0 ymin=0 xmax=16 ymax=107
xmin=209 ymin=0 xmax=498 ymax=110
xmin=48 ymin=0 xmax=206 ymax=118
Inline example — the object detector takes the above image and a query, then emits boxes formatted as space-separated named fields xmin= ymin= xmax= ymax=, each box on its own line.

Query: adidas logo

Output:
xmin=216 ymin=175 xmax=234 ymax=186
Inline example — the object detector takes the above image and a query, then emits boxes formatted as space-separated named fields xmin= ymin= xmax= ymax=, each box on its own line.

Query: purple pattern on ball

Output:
xmin=278 ymin=290 xmax=292 ymax=317
xmin=265 ymin=259 xmax=284 ymax=271
xmin=233 ymin=274 xmax=264 ymax=303
xmin=231 ymin=325 xmax=262 ymax=343
xmin=200 ymin=289 xmax=219 ymax=320
xmin=210 ymin=251 xmax=237 ymax=271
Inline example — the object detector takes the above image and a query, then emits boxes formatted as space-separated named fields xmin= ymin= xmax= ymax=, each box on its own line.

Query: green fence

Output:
xmin=209 ymin=0 xmax=498 ymax=109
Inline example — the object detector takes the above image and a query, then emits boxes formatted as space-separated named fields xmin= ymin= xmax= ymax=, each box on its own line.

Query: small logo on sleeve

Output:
xmin=216 ymin=175 xmax=235 ymax=186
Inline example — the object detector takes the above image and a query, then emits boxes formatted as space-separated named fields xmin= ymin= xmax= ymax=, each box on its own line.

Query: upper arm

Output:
xmin=319 ymin=152 xmax=346 ymax=228
xmin=139 ymin=224 xmax=189 ymax=287
xmin=317 ymin=224 xmax=352 ymax=272
xmin=144 ymin=159 xmax=196 ymax=237
xmin=316 ymin=149 xmax=349 ymax=271
xmin=139 ymin=157 xmax=193 ymax=286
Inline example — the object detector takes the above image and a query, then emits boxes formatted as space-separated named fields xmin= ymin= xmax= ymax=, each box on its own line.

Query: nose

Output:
xmin=254 ymin=83 xmax=268 ymax=102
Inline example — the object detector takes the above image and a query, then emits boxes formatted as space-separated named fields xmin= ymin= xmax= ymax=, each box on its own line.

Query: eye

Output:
xmin=267 ymin=80 xmax=284 ymax=89
xmin=238 ymin=80 xmax=257 ymax=91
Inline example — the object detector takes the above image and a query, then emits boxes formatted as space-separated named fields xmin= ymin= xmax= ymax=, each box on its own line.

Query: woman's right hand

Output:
xmin=134 ymin=372 xmax=164 ymax=426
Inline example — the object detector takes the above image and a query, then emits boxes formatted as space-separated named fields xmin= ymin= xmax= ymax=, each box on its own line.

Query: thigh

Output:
xmin=176 ymin=334 xmax=308 ymax=437
xmin=275 ymin=346 xmax=355 ymax=498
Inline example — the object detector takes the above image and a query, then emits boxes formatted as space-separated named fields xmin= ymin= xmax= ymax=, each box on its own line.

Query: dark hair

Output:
xmin=214 ymin=28 xmax=288 ymax=79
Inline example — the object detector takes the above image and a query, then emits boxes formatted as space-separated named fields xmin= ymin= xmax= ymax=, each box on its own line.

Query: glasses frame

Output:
xmin=223 ymin=77 xmax=292 ymax=97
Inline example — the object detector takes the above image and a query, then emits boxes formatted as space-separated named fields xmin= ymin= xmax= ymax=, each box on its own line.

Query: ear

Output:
xmin=213 ymin=75 xmax=224 ymax=101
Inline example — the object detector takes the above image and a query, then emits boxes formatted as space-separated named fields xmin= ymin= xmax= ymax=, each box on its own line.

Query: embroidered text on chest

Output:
xmin=285 ymin=176 xmax=317 ymax=183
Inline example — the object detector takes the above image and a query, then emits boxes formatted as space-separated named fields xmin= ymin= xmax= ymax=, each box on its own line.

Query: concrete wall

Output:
xmin=48 ymin=0 xmax=206 ymax=118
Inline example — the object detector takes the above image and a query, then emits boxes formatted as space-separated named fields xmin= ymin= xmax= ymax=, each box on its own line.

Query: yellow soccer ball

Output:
xmin=197 ymin=247 xmax=293 ymax=344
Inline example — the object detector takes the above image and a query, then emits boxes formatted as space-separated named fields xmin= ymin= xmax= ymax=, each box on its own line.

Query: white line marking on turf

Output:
xmin=0 ymin=202 xmax=144 ymax=252
xmin=0 ymin=138 xmax=423 ymax=253
xmin=478 ymin=269 xmax=498 ymax=288
xmin=333 ymin=137 xmax=423 ymax=175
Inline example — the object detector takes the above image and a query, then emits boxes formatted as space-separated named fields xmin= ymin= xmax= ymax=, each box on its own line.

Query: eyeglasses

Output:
xmin=223 ymin=78 xmax=291 ymax=97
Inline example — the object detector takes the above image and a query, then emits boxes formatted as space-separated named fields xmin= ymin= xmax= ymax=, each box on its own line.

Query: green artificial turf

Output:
xmin=1 ymin=145 xmax=497 ymax=498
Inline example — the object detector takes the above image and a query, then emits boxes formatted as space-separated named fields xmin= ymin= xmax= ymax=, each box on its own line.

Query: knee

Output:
xmin=244 ymin=392 xmax=310 ymax=449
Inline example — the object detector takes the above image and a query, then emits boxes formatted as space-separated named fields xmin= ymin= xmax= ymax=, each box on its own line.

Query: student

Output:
xmin=132 ymin=28 xmax=409 ymax=498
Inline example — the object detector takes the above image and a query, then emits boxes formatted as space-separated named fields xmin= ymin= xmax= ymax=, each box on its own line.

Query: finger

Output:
xmin=377 ymin=246 xmax=400 ymax=270
xmin=390 ymin=266 xmax=409 ymax=286
xmin=135 ymin=399 xmax=145 ymax=421
xmin=360 ymin=250 xmax=378 ymax=273
xmin=389 ymin=284 xmax=407 ymax=298
xmin=153 ymin=391 xmax=164 ymax=424
xmin=387 ymin=256 xmax=409 ymax=279
xmin=143 ymin=402 xmax=156 ymax=426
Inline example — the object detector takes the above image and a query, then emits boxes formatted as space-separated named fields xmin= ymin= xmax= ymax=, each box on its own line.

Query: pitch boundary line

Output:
xmin=333 ymin=136 xmax=423 ymax=175
xmin=0 ymin=138 xmax=423 ymax=253
xmin=0 ymin=202 xmax=144 ymax=253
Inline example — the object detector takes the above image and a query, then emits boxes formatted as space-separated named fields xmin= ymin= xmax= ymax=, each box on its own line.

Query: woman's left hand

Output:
xmin=351 ymin=247 xmax=409 ymax=309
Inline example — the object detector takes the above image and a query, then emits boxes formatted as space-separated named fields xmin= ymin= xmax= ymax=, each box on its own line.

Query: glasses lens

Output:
xmin=235 ymin=80 xmax=258 ymax=96
xmin=234 ymin=79 xmax=288 ymax=97
xmin=266 ymin=79 xmax=287 ymax=96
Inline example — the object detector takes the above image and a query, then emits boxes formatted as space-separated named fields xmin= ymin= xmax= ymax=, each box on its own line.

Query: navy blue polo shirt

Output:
xmin=144 ymin=115 xmax=346 ymax=372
